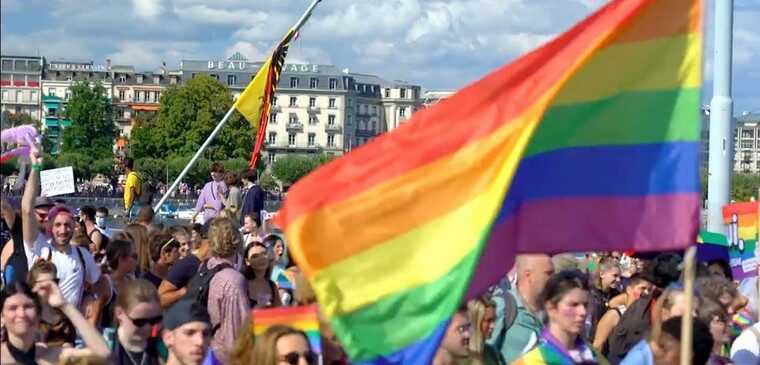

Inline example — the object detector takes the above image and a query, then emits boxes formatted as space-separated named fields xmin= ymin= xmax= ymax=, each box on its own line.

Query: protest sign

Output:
xmin=40 ymin=166 xmax=75 ymax=197
xmin=722 ymin=202 xmax=759 ymax=280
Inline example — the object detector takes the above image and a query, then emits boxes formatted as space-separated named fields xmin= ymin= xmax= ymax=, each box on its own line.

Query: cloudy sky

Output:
xmin=1 ymin=0 xmax=758 ymax=113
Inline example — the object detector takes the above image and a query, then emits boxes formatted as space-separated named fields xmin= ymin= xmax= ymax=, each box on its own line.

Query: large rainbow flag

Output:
xmin=275 ymin=0 xmax=702 ymax=362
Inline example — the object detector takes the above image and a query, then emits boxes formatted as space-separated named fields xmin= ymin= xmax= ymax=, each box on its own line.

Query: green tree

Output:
xmin=61 ymin=82 xmax=117 ymax=159
xmin=91 ymin=157 xmax=117 ymax=179
xmin=53 ymin=152 xmax=92 ymax=180
xmin=221 ymin=158 xmax=249 ymax=175
xmin=258 ymin=172 xmax=278 ymax=191
xmin=272 ymin=155 xmax=319 ymax=184
xmin=131 ymin=75 xmax=254 ymax=161
xmin=732 ymin=173 xmax=760 ymax=201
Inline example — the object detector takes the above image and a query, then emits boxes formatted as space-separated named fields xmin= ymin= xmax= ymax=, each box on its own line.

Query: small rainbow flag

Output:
xmin=722 ymin=202 xmax=759 ymax=280
xmin=276 ymin=0 xmax=702 ymax=363
xmin=512 ymin=343 xmax=609 ymax=365
xmin=252 ymin=304 xmax=321 ymax=354
xmin=276 ymin=271 xmax=295 ymax=290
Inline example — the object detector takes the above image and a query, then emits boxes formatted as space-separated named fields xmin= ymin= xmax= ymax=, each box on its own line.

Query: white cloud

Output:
xmin=173 ymin=4 xmax=267 ymax=25
xmin=361 ymin=40 xmax=395 ymax=58
xmin=131 ymin=0 xmax=163 ymax=20
xmin=224 ymin=41 xmax=267 ymax=61
xmin=105 ymin=41 xmax=202 ymax=69
xmin=0 ymin=0 xmax=22 ymax=13
xmin=309 ymin=1 xmax=422 ymax=38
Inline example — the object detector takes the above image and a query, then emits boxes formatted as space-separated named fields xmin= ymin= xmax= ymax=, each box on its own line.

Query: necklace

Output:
xmin=124 ymin=347 xmax=147 ymax=365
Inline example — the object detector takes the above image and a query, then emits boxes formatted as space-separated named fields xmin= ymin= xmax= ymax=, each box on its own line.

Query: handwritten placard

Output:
xmin=40 ymin=166 xmax=75 ymax=197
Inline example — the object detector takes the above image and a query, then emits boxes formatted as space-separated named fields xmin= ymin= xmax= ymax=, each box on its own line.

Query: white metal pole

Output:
xmin=707 ymin=0 xmax=734 ymax=232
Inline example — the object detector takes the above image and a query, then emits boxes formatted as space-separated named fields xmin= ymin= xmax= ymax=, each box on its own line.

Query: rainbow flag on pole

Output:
xmin=275 ymin=0 xmax=702 ymax=363
xmin=252 ymin=304 xmax=322 ymax=354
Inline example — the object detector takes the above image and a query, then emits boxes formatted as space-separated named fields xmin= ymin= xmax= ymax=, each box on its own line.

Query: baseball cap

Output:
xmin=162 ymin=299 xmax=211 ymax=331
xmin=34 ymin=196 xmax=55 ymax=209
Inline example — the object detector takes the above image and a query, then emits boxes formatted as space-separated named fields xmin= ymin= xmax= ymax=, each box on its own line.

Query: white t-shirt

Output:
xmin=731 ymin=323 xmax=760 ymax=364
xmin=23 ymin=233 xmax=50 ymax=268
xmin=38 ymin=243 xmax=101 ymax=308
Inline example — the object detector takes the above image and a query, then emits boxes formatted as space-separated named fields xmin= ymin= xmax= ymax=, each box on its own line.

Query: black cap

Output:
xmin=162 ymin=299 xmax=211 ymax=331
xmin=34 ymin=196 xmax=55 ymax=209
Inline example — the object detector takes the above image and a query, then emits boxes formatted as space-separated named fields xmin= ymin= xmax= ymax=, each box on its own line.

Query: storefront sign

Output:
xmin=207 ymin=61 xmax=318 ymax=73
xmin=49 ymin=62 xmax=107 ymax=72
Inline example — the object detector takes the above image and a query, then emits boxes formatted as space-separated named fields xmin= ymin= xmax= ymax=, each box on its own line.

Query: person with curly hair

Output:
xmin=204 ymin=217 xmax=249 ymax=364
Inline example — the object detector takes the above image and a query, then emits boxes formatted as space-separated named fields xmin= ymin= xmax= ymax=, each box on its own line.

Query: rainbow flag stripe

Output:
xmin=513 ymin=343 xmax=609 ymax=365
xmin=275 ymin=0 xmax=702 ymax=362
xmin=252 ymin=304 xmax=322 ymax=354
xmin=722 ymin=202 xmax=758 ymax=241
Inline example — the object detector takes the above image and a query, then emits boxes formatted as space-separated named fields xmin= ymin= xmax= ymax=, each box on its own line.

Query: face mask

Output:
xmin=95 ymin=217 xmax=106 ymax=228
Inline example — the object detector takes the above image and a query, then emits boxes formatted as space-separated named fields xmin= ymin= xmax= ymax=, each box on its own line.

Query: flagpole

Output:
xmin=153 ymin=0 xmax=322 ymax=213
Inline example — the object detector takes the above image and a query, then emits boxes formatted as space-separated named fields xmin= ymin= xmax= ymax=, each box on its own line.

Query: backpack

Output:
xmin=182 ymin=260 xmax=232 ymax=335
xmin=491 ymin=279 xmax=519 ymax=350
xmin=604 ymin=294 xmax=656 ymax=362
xmin=128 ymin=171 xmax=142 ymax=198
xmin=3 ymin=218 xmax=28 ymax=287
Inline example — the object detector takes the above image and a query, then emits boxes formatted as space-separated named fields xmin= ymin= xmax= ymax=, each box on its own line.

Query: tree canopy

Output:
xmin=61 ymin=81 xmax=117 ymax=160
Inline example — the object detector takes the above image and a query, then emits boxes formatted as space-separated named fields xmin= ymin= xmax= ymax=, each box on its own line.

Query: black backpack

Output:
xmin=604 ymin=294 xmax=656 ymax=363
xmin=182 ymin=260 xmax=232 ymax=334
xmin=3 ymin=217 xmax=28 ymax=287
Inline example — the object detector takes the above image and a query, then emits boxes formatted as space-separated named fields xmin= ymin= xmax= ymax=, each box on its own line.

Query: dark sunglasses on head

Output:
xmin=280 ymin=351 xmax=317 ymax=365
xmin=127 ymin=314 xmax=163 ymax=327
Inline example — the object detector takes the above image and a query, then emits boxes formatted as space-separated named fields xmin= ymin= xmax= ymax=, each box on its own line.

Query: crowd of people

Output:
xmin=2 ymin=148 xmax=760 ymax=365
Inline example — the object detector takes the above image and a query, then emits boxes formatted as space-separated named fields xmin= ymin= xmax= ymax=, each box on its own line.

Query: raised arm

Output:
xmin=21 ymin=149 xmax=41 ymax=246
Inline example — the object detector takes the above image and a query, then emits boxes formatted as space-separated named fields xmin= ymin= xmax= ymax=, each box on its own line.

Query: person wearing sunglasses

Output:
xmin=0 ymin=281 xmax=110 ymax=365
xmin=251 ymin=325 xmax=318 ymax=365
xmin=243 ymin=242 xmax=281 ymax=309
xmin=513 ymin=271 xmax=608 ymax=365
xmin=162 ymin=299 xmax=212 ymax=365
xmin=110 ymin=279 xmax=162 ymax=365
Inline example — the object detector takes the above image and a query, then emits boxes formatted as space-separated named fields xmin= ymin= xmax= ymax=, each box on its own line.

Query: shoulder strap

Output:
xmin=494 ymin=288 xmax=519 ymax=350
xmin=74 ymin=246 xmax=88 ymax=288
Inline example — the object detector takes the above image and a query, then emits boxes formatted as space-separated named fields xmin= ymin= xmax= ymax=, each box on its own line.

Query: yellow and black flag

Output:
xmin=234 ymin=28 xmax=297 ymax=168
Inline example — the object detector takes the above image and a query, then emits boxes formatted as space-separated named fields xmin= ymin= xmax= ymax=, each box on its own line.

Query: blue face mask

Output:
xmin=95 ymin=217 xmax=106 ymax=228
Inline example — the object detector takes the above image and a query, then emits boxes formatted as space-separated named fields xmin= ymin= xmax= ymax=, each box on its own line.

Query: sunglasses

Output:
xmin=126 ymin=313 xmax=163 ymax=327
xmin=279 ymin=351 xmax=317 ymax=365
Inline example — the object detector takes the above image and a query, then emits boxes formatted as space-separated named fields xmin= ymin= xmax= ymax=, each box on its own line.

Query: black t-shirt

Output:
xmin=140 ymin=270 xmax=163 ymax=289
xmin=163 ymin=254 xmax=201 ymax=288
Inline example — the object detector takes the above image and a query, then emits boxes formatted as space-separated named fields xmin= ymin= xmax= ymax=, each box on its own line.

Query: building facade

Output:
xmin=178 ymin=53 xmax=422 ymax=162
xmin=0 ymin=55 xmax=43 ymax=120
xmin=734 ymin=111 xmax=760 ymax=173
xmin=40 ymin=60 xmax=114 ymax=153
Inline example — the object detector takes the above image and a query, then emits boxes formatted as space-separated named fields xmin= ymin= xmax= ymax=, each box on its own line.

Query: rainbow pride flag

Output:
xmin=252 ymin=304 xmax=321 ymax=354
xmin=512 ymin=343 xmax=609 ymax=365
xmin=275 ymin=0 xmax=702 ymax=362
xmin=722 ymin=202 xmax=759 ymax=280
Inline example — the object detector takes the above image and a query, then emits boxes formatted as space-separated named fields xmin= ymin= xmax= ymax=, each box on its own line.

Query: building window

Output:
xmin=228 ymin=75 xmax=236 ymax=86
xmin=273 ymin=96 xmax=278 ymax=106
xmin=288 ymin=133 xmax=296 ymax=146
xmin=743 ymin=130 xmax=755 ymax=139
xmin=135 ymin=91 xmax=142 ymax=102
xmin=385 ymin=88 xmax=390 ymax=97
xmin=118 ymin=90 xmax=125 ymax=100
xmin=65 ymin=90 xmax=72 ymax=100
xmin=192 ymin=73 xmax=197 ymax=79
xmin=372 ymin=121 xmax=377 ymax=131
xmin=289 ymin=114 xmax=298 ymax=124
xmin=268 ymin=153 xmax=276 ymax=164
xmin=119 ymin=75 xmax=126 ymax=83
xmin=309 ymin=115 xmax=317 ymax=125
xmin=290 ymin=77 xmax=299 ymax=88
xmin=372 ymin=106 xmax=377 ymax=115
xmin=66 ymin=76 xmax=73 ymax=81
xmin=309 ymin=97 xmax=316 ymax=107
xmin=1 ymin=90 xmax=7 ymax=100
xmin=308 ymin=133 xmax=316 ymax=146
xmin=16 ymin=91 xmax=23 ymax=102
xmin=269 ymin=113 xmax=277 ymax=124
xmin=137 ymin=75 xmax=144 ymax=83
xmin=210 ymin=74 xmax=218 ymax=80
xmin=328 ymin=115 xmax=336 ymax=125
xmin=289 ymin=96 xmax=297 ymax=107
xmin=399 ymin=107 xmax=406 ymax=117
xmin=153 ymin=76 xmax=160 ymax=84
xmin=328 ymin=98 xmax=336 ymax=108
xmin=347 ymin=99 xmax=353 ymax=107
xmin=30 ymin=91 xmax=37 ymax=102
xmin=310 ymin=78 xmax=318 ymax=89
xmin=327 ymin=135 xmax=335 ymax=147
xmin=347 ymin=115 xmax=352 ymax=124
xmin=268 ymin=132 xmax=277 ymax=145
xmin=741 ymin=141 xmax=754 ymax=149
xmin=329 ymin=78 xmax=337 ymax=90
xmin=400 ymin=88 xmax=407 ymax=98
xmin=170 ymin=76 xmax=177 ymax=85
xmin=47 ymin=88 xmax=55 ymax=96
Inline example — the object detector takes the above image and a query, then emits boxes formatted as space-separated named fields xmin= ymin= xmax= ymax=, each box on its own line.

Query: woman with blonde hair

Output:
xmin=109 ymin=279 xmax=162 ymax=365
xmin=205 ymin=217 xmax=250 ymax=364
xmin=251 ymin=325 xmax=317 ymax=365
xmin=124 ymin=223 xmax=151 ymax=273
xmin=467 ymin=297 xmax=504 ymax=364
xmin=589 ymin=256 xmax=621 ymax=339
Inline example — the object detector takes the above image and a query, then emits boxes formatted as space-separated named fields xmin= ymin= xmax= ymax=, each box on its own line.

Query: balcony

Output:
xmin=307 ymin=106 xmax=321 ymax=114
xmin=286 ymin=122 xmax=304 ymax=132
xmin=325 ymin=124 xmax=342 ymax=132
xmin=270 ymin=105 xmax=281 ymax=112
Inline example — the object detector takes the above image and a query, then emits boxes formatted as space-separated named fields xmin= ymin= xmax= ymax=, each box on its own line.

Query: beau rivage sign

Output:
xmin=207 ymin=61 xmax=319 ymax=73
xmin=49 ymin=62 xmax=107 ymax=72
